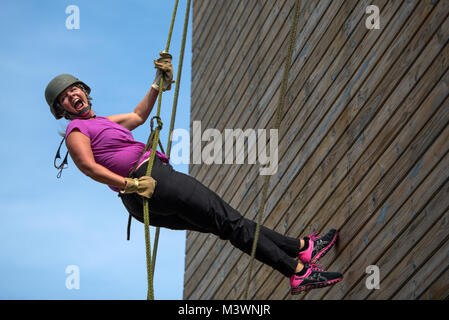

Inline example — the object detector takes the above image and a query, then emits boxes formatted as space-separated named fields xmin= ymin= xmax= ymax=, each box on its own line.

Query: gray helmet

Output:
xmin=45 ymin=74 xmax=91 ymax=119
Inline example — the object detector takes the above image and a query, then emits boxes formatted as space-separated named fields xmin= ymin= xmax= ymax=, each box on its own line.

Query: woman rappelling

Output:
xmin=44 ymin=53 xmax=343 ymax=295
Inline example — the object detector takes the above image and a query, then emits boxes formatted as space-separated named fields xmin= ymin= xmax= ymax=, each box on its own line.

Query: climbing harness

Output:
xmin=244 ymin=0 xmax=302 ymax=300
xmin=123 ymin=0 xmax=191 ymax=300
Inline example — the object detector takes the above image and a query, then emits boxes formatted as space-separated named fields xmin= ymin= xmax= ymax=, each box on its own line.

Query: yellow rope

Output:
xmin=142 ymin=0 xmax=177 ymax=300
xmin=151 ymin=0 xmax=191 ymax=276
xmin=244 ymin=0 xmax=302 ymax=300
xmin=136 ymin=0 xmax=192 ymax=301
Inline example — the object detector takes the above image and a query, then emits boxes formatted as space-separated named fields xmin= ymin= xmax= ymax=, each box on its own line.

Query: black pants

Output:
xmin=120 ymin=157 xmax=300 ymax=277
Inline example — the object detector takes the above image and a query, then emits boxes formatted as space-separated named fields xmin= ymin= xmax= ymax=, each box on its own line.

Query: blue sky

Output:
xmin=0 ymin=0 xmax=192 ymax=299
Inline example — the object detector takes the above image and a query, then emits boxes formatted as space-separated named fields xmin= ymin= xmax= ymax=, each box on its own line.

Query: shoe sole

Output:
xmin=290 ymin=276 xmax=343 ymax=295
xmin=310 ymin=230 xmax=338 ymax=264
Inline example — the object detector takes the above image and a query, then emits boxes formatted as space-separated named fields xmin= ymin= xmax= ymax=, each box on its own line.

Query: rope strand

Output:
xmin=142 ymin=0 xmax=181 ymax=300
xmin=151 ymin=0 xmax=191 ymax=277
xmin=244 ymin=0 xmax=302 ymax=300
xmin=137 ymin=0 xmax=191 ymax=300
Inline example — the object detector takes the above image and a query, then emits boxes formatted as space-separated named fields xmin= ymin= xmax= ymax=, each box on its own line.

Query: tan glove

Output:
xmin=151 ymin=51 xmax=175 ymax=92
xmin=120 ymin=176 xmax=157 ymax=198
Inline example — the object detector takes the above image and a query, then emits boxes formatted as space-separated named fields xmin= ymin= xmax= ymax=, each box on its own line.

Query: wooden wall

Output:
xmin=185 ymin=0 xmax=449 ymax=300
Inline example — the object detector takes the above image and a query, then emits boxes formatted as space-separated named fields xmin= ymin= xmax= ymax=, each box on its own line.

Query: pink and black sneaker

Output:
xmin=290 ymin=263 xmax=343 ymax=295
xmin=298 ymin=229 xmax=338 ymax=264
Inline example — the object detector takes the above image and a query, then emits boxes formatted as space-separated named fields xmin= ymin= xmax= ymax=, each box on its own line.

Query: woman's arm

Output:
xmin=106 ymin=86 xmax=159 ymax=131
xmin=66 ymin=129 xmax=127 ymax=189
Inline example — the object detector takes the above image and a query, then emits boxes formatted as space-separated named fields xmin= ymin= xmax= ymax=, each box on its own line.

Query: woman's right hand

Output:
xmin=151 ymin=51 xmax=175 ymax=92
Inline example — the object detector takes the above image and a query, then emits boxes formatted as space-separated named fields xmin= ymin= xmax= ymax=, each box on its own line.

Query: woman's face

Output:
xmin=58 ymin=85 xmax=92 ymax=119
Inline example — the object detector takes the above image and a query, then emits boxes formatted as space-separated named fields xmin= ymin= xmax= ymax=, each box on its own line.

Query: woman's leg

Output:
xmin=257 ymin=225 xmax=302 ymax=258
xmin=120 ymin=192 xmax=210 ymax=233
xmin=133 ymin=157 xmax=301 ymax=278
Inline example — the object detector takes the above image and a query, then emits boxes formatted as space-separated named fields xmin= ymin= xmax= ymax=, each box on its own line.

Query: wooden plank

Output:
xmin=189 ymin=1 xmax=270 ymax=190
xmin=184 ymin=0 xmax=296 ymax=296
xmin=246 ymin=0 xmax=448 ymax=300
xmin=185 ymin=0 xmax=360 ymax=268
xmin=207 ymin=0 xmax=374 ymax=238
xmin=200 ymin=0 xmax=376 ymax=299
xmin=337 ymin=133 xmax=449 ymax=300
xmin=191 ymin=1 xmax=229 ymax=74
xmin=189 ymin=0 xmax=267 ymax=195
xmin=192 ymin=0 xmax=207 ymax=39
xmin=297 ymin=11 xmax=449 ymax=301
xmin=193 ymin=0 xmax=323 ymax=195
xmin=276 ymin=77 xmax=449 ymax=301
xmin=191 ymin=0 xmax=271 ymax=126
xmin=188 ymin=0 xmax=260 ymax=251
xmin=192 ymin=1 xmax=215 ymax=52
xmin=323 ymin=55 xmax=449 ymax=301
xmin=184 ymin=0 xmax=276 ymax=256
xmin=189 ymin=0 xmax=237 ymax=292
xmin=185 ymin=0 xmax=290 ymax=264
xmin=186 ymin=2 xmax=288 ymax=264
xmin=186 ymin=0 xmax=334 ymax=275
xmin=187 ymin=0 xmax=290 ymax=256
xmin=192 ymin=0 xmax=223 ymax=54
xmin=192 ymin=0 xmax=374 ymax=242
xmin=191 ymin=0 xmax=285 ymax=125
xmin=216 ymin=0 xmax=386 ymax=299
xmin=185 ymin=0 xmax=292 ymax=296
xmin=419 ymin=266 xmax=449 ymax=300
xmin=337 ymin=70 xmax=449 ymax=301
xmin=192 ymin=0 xmax=256 ymax=98
xmin=191 ymin=0 xmax=321 ymax=180
xmin=183 ymin=0 xmax=340 ymax=298
xmin=191 ymin=0 xmax=238 ymax=81
xmin=196 ymin=0 xmax=388 ymax=300
xmin=192 ymin=0 xmax=203 ymax=46
xmin=192 ymin=0 xmax=208 ymax=31
xmin=387 ymin=210 xmax=449 ymax=299
xmin=185 ymin=0 xmax=449 ymax=300
xmin=216 ymin=0 xmax=419 ymax=299
xmin=190 ymin=0 xmax=284 ymax=176
xmin=267 ymin=0 xmax=443 ymax=221
xmin=344 ymin=169 xmax=449 ymax=299
xmin=189 ymin=0 xmax=257 ymax=200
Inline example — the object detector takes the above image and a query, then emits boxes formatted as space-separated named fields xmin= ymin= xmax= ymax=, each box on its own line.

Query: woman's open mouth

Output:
xmin=73 ymin=99 xmax=84 ymax=111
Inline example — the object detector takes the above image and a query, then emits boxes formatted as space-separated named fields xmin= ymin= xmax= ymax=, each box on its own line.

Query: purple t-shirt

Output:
xmin=65 ymin=116 xmax=169 ymax=191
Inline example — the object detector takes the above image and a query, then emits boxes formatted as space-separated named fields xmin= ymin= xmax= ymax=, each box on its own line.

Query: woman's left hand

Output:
xmin=121 ymin=176 xmax=157 ymax=198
